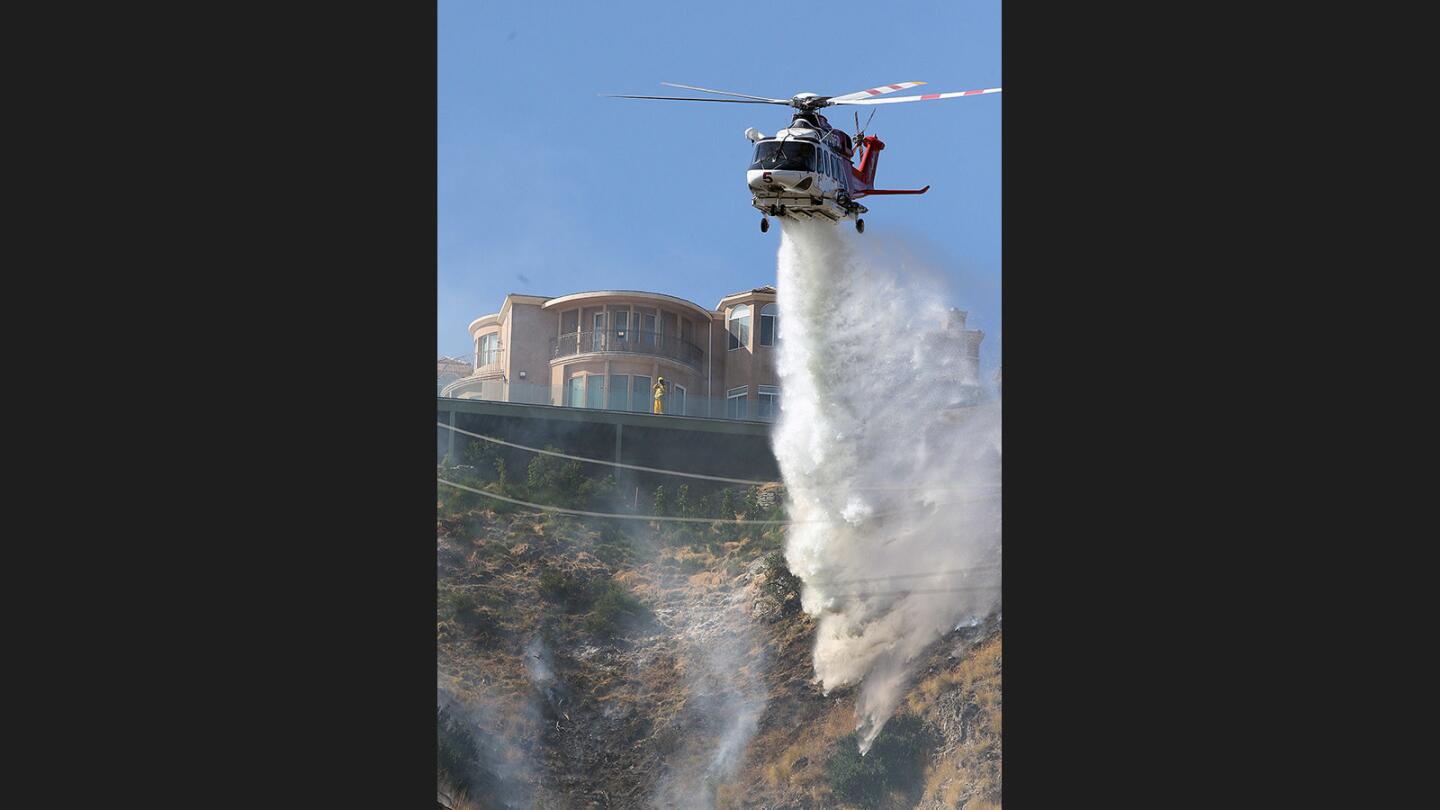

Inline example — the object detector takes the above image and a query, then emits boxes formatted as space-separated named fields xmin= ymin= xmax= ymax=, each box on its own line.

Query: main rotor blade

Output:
xmin=660 ymin=82 xmax=789 ymax=103
xmin=602 ymin=94 xmax=789 ymax=105
xmin=828 ymin=82 xmax=928 ymax=103
xmin=832 ymin=86 xmax=1002 ymax=106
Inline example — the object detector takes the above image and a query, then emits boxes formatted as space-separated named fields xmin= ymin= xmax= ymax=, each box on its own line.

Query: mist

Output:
xmin=772 ymin=218 xmax=1002 ymax=754
xmin=647 ymin=543 xmax=769 ymax=809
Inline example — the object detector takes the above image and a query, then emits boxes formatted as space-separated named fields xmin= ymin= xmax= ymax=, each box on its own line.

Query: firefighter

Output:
xmin=652 ymin=376 xmax=666 ymax=414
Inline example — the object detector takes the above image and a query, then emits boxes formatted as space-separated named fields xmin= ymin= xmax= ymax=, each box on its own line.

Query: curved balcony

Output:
xmin=551 ymin=329 xmax=704 ymax=370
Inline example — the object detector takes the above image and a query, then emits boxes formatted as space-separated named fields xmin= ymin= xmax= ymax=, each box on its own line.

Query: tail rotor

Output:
xmin=853 ymin=109 xmax=876 ymax=143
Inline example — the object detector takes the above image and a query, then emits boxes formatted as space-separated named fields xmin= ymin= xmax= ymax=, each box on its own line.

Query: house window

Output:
xmin=759 ymin=303 xmax=777 ymax=347
xmin=586 ymin=375 xmax=604 ymax=409
xmin=592 ymin=312 xmax=607 ymax=351
xmin=638 ymin=308 xmax=657 ymax=348
xmin=757 ymin=385 xmax=780 ymax=420
xmin=671 ymin=384 xmax=686 ymax=416
xmin=567 ymin=376 xmax=584 ymax=407
xmin=611 ymin=309 xmax=630 ymax=348
xmin=478 ymin=333 xmax=500 ymax=366
xmin=631 ymin=375 xmax=651 ymax=413
xmin=727 ymin=386 xmax=748 ymax=419
xmin=608 ymin=374 xmax=629 ymax=411
xmin=728 ymin=304 xmax=751 ymax=351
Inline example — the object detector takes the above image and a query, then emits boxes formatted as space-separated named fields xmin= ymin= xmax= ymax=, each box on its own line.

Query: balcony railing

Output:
xmin=550 ymin=329 xmax=705 ymax=369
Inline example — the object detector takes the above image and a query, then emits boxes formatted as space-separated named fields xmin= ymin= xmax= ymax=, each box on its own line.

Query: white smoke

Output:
xmin=773 ymin=218 xmax=1001 ymax=753
xmin=649 ymin=586 xmax=768 ymax=809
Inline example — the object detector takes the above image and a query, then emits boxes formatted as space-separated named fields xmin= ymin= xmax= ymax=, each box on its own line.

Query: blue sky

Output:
xmin=438 ymin=0 xmax=1001 ymax=375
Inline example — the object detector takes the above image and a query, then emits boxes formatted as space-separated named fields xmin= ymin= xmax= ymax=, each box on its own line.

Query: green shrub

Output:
xmin=757 ymin=552 xmax=801 ymax=614
xmin=580 ymin=474 xmax=618 ymax=508
xmin=742 ymin=486 xmax=759 ymax=519
xmin=438 ymin=704 xmax=494 ymax=797
xmin=583 ymin=579 xmax=646 ymax=637
xmin=824 ymin=714 xmax=935 ymax=807
xmin=462 ymin=440 xmax=500 ymax=474
xmin=438 ymin=483 xmax=482 ymax=517
xmin=439 ymin=586 xmax=510 ymax=645
xmin=526 ymin=451 xmax=587 ymax=506
xmin=592 ymin=522 xmax=636 ymax=565
xmin=537 ymin=564 xmax=590 ymax=610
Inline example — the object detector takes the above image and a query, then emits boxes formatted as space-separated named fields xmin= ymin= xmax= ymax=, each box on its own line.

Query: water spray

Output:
xmin=772 ymin=218 xmax=1001 ymax=753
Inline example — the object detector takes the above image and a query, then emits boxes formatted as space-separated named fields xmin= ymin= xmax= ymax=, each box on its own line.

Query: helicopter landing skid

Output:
xmin=751 ymin=194 xmax=865 ymax=223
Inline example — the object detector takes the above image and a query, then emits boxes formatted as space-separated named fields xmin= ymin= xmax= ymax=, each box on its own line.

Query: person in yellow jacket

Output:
xmin=652 ymin=376 xmax=666 ymax=414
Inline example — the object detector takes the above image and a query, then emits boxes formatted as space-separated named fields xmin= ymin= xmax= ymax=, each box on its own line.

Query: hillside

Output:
xmin=437 ymin=464 xmax=1001 ymax=809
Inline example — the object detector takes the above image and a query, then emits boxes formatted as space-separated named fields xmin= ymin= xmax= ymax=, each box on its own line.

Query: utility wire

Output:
xmin=437 ymin=422 xmax=1000 ymax=492
xmin=439 ymin=478 xmax=797 ymax=524
xmin=439 ymin=422 xmax=771 ymax=485
xmin=438 ymin=477 xmax=996 ymax=525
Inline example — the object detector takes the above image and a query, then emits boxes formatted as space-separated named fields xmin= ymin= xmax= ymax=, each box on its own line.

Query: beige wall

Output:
xmin=717 ymin=291 xmax=780 ymax=417
xmin=503 ymin=301 xmax=558 ymax=403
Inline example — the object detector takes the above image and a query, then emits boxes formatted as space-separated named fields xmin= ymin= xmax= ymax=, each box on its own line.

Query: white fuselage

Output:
xmin=745 ymin=126 xmax=865 ymax=221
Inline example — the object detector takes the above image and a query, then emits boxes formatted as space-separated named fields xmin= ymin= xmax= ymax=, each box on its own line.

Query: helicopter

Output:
xmin=605 ymin=81 xmax=1000 ymax=233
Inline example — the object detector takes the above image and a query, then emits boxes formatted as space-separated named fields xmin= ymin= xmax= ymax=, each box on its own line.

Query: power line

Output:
xmin=438 ymin=478 xmax=798 ymax=524
xmin=440 ymin=476 xmax=997 ymax=525
xmin=438 ymin=422 xmax=771 ymax=485
xmin=437 ymin=422 xmax=1001 ymax=492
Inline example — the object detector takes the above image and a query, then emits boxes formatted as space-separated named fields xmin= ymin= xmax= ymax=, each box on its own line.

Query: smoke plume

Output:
xmin=649 ymin=581 xmax=768 ymax=809
xmin=773 ymin=218 xmax=1001 ymax=753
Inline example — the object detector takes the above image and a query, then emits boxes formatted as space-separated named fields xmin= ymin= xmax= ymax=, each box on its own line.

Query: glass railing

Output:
xmin=438 ymin=379 xmax=778 ymax=423
xmin=549 ymin=330 xmax=705 ymax=370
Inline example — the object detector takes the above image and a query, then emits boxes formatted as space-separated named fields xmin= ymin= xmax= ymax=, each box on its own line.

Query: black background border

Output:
xmin=91 ymin=2 xmax=1302 ymax=805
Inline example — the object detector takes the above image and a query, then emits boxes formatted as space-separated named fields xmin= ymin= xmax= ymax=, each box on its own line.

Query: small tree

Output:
xmin=653 ymin=484 xmax=668 ymax=516
xmin=743 ymin=486 xmax=760 ymax=519
xmin=580 ymin=474 xmax=618 ymax=509
xmin=462 ymin=439 xmax=496 ymax=469
xmin=675 ymin=484 xmax=691 ymax=518
xmin=718 ymin=488 xmax=735 ymax=519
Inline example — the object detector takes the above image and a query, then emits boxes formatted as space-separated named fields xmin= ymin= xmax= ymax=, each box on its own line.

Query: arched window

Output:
xmin=727 ymin=304 xmax=751 ymax=351
xmin=759 ymin=303 xmax=777 ymax=346
xmin=477 ymin=333 xmax=499 ymax=367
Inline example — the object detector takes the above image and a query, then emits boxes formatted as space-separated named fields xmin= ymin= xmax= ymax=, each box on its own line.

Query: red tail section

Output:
xmin=852 ymin=135 xmax=885 ymax=187
xmin=850 ymin=134 xmax=929 ymax=198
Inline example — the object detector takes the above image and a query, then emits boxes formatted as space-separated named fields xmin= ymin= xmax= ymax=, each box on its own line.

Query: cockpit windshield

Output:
xmin=749 ymin=141 xmax=815 ymax=172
